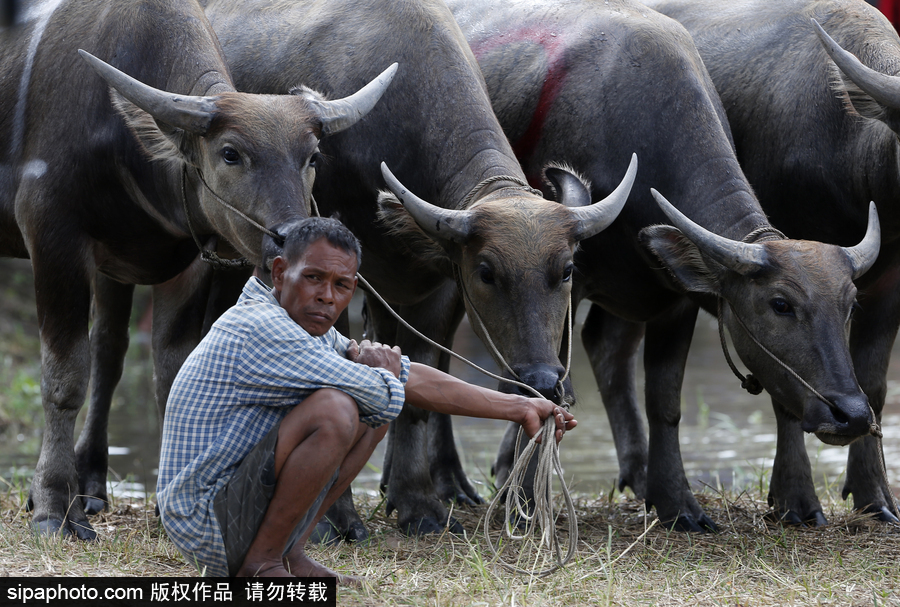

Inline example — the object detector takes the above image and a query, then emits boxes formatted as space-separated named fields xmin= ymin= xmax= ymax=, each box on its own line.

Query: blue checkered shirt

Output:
xmin=156 ymin=277 xmax=409 ymax=576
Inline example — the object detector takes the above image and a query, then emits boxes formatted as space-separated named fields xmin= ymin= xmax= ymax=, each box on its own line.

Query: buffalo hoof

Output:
xmin=310 ymin=519 xmax=370 ymax=545
xmin=33 ymin=517 xmax=98 ymax=541
xmin=82 ymin=496 xmax=108 ymax=516
xmin=432 ymin=471 xmax=483 ymax=507
xmin=615 ymin=463 xmax=648 ymax=500
xmin=616 ymin=473 xmax=646 ymax=500
xmin=861 ymin=504 xmax=900 ymax=524
xmin=399 ymin=515 xmax=464 ymax=536
xmin=447 ymin=491 xmax=480 ymax=507
xmin=775 ymin=509 xmax=828 ymax=527
xmin=664 ymin=512 xmax=718 ymax=533
xmin=310 ymin=521 xmax=342 ymax=546
xmin=768 ymin=508 xmax=828 ymax=527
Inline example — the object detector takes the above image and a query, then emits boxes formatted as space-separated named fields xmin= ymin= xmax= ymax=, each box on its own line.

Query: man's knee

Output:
xmin=311 ymin=388 xmax=359 ymax=436
xmin=282 ymin=388 xmax=359 ymax=444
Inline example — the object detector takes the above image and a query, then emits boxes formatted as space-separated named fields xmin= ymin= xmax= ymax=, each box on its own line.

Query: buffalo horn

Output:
xmin=570 ymin=153 xmax=638 ymax=241
xmin=812 ymin=20 xmax=900 ymax=110
xmin=380 ymin=162 xmax=472 ymax=244
xmin=650 ymin=188 xmax=768 ymax=275
xmin=842 ymin=201 xmax=881 ymax=279
xmin=78 ymin=50 xmax=217 ymax=134
xmin=310 ymin=63 xmax=399 ymax=136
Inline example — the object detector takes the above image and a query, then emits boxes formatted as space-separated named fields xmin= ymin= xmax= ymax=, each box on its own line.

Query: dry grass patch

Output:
xmin=0 ymin=487 xmax=898 ymax=606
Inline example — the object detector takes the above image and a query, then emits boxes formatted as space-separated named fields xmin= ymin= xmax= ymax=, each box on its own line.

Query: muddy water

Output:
xmin=2 ymin=287 xmax=899 ymax=503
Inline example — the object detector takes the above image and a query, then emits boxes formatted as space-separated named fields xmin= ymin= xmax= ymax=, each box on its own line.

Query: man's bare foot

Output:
xmin=235 ymin=558 xmax=295 ymax=577
xmin=284 ymin=547 xmax=364 ymax=587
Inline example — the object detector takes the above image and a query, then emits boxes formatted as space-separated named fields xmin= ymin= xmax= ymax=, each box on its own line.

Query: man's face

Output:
xmin=271 ymin=238 xmax=359 ymax=336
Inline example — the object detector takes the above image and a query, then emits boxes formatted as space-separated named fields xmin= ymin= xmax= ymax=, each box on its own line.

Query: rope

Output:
xmin=460 ymin=174 xmax=543 ymax=208
xmin=482 ymin=410 xmax=578 ymax=576
xmin=180 ymin=166 xmax=254 ymax=269
xmin=192 ymin=167 xmax=283 ymax=242
xmin=718 ymin=297 xmax=882 ymax=440
xmin=717 ymin=298 xmax=764 ymax=395
xmin=356 ymin=272 xmax=543 ymax=398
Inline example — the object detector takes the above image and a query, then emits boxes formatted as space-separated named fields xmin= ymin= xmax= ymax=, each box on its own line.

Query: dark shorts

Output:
xmin=213 ymin=423 xmax=339 ymax=577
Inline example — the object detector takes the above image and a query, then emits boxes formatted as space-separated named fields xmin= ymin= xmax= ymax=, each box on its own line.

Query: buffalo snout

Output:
xmin=500 ymin=363 xmax=568 ymax=401
xmin=801 ymin=394 xmax=872 ymax=446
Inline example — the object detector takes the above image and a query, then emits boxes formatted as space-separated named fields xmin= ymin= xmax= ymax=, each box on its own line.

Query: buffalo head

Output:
xmin=378 ymin=154 xmax=637 ymax=401
xmin=641 ymin=190 xmax=880 ymax=446
xmin=78 ymin=50 xmax=397 ymax=266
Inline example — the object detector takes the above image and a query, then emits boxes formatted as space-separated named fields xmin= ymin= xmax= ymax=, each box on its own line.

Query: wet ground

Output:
xmin=1 ymin=258 xmax=898 ymax=504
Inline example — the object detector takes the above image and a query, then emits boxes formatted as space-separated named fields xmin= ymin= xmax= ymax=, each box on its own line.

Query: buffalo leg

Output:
xmin=581 ymin=305 xmax=648 ymax=498
xmin=767 ymin=400 xmax=826 ymax=526
xmin=426 ymin=323 xmax=482 ymax=507
xmin=370 ymin=282 xmax=467 ymax=535
xmin=150 ymin=258 xmax=217 ymax=417
xmin=28 ymin=237 xmax=96 ymax=539
xmin=74 ymin=275 xmax=135 ymax=514
xmin=427 ymin=412 xmax=483 ymax=506
xmin=844 ymin=266 xmax=900 ymax=522
xmin=643 ymin=301 xmax=717 ymax=531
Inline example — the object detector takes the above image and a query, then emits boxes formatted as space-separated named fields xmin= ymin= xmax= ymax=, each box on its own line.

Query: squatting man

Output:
xmin=156 ymin=217 xmax=576 ymax=580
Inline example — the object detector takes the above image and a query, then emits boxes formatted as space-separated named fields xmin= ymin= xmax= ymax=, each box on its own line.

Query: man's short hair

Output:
xmin=280 ymin=217 xmax=362 ymax=269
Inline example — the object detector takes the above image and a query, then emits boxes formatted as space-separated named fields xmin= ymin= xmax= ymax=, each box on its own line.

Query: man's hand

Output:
xmin=520 ymin=399 xmax=577 ymax=444
xmin=346 ymin=339 xmax=403 ymax=379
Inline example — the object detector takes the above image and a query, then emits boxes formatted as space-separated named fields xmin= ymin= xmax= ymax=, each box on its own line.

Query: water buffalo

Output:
xmin=644 ymin=0 xmax=900 ymax=523
xmin=1 ymin=0 xmax=394 ymax=538
xmin=447 ymin=0 xmax=882 ymax=530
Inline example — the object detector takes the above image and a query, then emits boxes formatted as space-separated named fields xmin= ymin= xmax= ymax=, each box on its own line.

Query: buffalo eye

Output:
xmin=222 ymin=146 xmax=240 ymax=164
xmin=308 ymin=152 xmax=322 ymax=169
xmin=479 ymin=264 xmax=495 ymax=285
xmin=849 ymin=301 xmax=862 ymax=321
xmin=561 ymin=263 xmax=574 ymax=283
xmin=770 ymin=298 xmax=794 ymax=316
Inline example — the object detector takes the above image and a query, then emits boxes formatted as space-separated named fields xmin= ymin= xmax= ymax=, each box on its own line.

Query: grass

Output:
xmin=0 ymin=483 xmax=898 ymax=606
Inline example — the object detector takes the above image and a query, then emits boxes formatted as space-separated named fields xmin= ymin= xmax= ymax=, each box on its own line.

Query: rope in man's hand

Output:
xmin=483 ymin=415 xmax=578 ymax=577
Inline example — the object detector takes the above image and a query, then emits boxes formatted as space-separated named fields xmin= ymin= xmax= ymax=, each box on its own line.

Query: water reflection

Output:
xmin=1 ymin=282 xmax=898 ymax=504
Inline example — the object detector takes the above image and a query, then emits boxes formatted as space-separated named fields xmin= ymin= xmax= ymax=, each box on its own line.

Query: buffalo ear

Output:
xmin=543 ymin=164 xmax=592 ymax=208
xmin=640 ymin=225 xmax=721 ymax=295
xmin=110 ymin=90 xmax=198 ymax=166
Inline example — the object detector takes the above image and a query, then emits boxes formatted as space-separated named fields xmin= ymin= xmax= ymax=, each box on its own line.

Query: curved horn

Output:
xmin=843 ymin=201 xmax=881 ymax=279
xmin=78 ymin=49 xmax=217 ymax=134
xmin=311 ymin=63 xmax=398 ymax=136
xmin=570 ymin=153 xmax=638 ymax=241
xmin=380 ymin=162 xmax=472 ymax=244
xmin=812 ymin=19 xmax=900 ymax=109
xmin=650 ymin=188 xmax=768 ymax=275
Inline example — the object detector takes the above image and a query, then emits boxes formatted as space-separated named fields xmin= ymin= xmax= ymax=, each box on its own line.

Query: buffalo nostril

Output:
xmin=830 ymin=407 xmax=849 ymax=427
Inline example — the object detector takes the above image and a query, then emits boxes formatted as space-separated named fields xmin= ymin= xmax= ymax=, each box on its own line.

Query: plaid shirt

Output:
xmin=156 ymin=277 xmax=409 ymax=576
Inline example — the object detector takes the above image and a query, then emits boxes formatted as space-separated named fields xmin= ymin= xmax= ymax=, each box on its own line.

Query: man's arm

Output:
xmin=349 ymin=340 xmax=574 ymax=440
xmin=404 ymin=363 xmax=575 ymax=441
